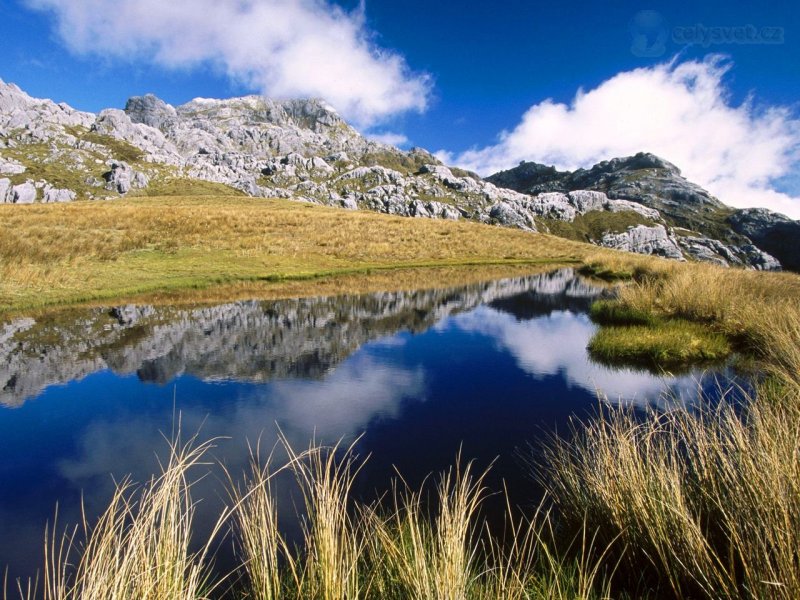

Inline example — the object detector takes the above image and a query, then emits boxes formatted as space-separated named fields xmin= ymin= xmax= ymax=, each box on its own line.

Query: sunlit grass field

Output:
xmin=0 ymin=195 xmax=588 ymax=314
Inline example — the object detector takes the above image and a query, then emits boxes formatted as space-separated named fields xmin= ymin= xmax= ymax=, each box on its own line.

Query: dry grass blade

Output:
xmin=9 ymin=430 xmax=231 ymax=600
xmin=281 ymin=435 xmax=367 ymax=600
xmin=368 ymin=456 xmax=490 ymax=600
xmin=540 ymin=393 xmax=800 ymax=599
xmin=227 ymin=441 xmax=300 ymax=600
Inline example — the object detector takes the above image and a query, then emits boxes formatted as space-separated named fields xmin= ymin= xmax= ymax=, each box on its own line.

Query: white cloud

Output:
xmin=26 ymin=0 xmax=431 ymax=127
xmin=365 ymin=131 xmax=410 ymax=147
xmin=59 ymin=354 xmax=426 ymax=489
xmin=444 ymin=57 xmax=800 ymax=219
xmin=450 ymin=306 xmax=702 ymax=408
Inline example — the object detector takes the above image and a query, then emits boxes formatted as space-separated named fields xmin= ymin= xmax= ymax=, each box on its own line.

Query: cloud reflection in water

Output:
xmin=447 ymin=305 xmax=706 ymax=407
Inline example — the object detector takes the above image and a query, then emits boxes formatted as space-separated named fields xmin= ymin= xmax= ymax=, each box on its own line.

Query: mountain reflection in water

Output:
xmin=0 ymin=269 xmax=730 ymax=582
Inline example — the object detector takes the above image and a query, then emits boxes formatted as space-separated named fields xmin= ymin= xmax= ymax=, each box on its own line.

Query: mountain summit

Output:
xmin=487 ymin=154 xmax=799 ymax=271
xmin=0 ymin=81 xmax=796 ymax=270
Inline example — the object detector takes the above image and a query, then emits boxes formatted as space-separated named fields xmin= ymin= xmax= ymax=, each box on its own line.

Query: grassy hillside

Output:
xmin=539 ymin=210 xmax=658 ymax=242
xmin=0 ymin=195 xmax=589 ymax=314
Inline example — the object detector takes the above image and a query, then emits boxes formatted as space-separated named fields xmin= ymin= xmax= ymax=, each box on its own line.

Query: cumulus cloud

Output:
xmin=26 ymin=0 xmax=431 ymax=126
xmin=443 ymin=57 xmax=800 ymax=219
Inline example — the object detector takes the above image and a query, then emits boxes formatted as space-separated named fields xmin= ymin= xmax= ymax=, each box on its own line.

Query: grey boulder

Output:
xmin=11 ymin=182 xmax=36 ymax=204
xmin=489 ymin=201 xmax=537 ymax=231
xmin=0 ymin=177 xmax=10 ymax=203
xmin=103 ymin=161 xmax=149 ymax=194
xmin=0 ymin=158 xmax=25 ymax=175
xmin=43 ymin=186 xmax=77 ymax=203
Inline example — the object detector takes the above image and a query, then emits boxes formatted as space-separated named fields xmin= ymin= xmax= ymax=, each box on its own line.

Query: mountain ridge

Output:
xmin=0 ymin=80 xmax=795 ymax=270
xmin=487 ymin=154 xmax=800 ymax=271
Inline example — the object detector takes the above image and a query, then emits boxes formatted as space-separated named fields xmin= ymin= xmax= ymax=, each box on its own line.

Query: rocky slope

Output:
xmin=729 ymin=208 xmax=800 ymax=272
xmin=487 ymin=154 xmax=793 ymax=270
xmin=0 ymin=79 xmax=794 ymax=269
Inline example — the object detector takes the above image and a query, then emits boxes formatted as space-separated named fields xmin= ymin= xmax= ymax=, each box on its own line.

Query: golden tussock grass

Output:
xmin=540 ymin=397 xmax=800 ymax=599
xmin=581 ymin=251 xmax=800 ymax=388
xmin=0 ymin=196 xmax=589 ymax=314
xmin=538 ymin=251 xmax=800 ymax=598
xmin=8 ymin=432 xmax=230 ymax=600
xmin=8 ymin=435 xmax=617 ymax=600
xmin=365 ymin=457 xmax=488 ymax=600
xmin=11 ymin=389 xmax=798 ymax=599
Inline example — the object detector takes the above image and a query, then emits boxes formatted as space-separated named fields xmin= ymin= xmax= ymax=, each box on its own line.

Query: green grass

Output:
xmin=79 ymin=131 xmax=145 ymax=164
xmin=662 ymin=206 xmax=740 ymax=244
xmin=587 ymin=299 xmax=734 ymax=370
xmin=131 ymin=177 xmax=245 ymax=197
xmin=2 ymin=128 xmax=238 ymax=204
xmin=578 ymin=262 xmax=636 ymax=281
xmin=588 ymin=320 xmax=732 ymax=369
xmin=360 ymin=149 xmax=434 ymax=175
xmin=448 ymin=166 xmax=480 ymax=180
xmin=3 ymin=143 xmax=109 ymax=198
xmin=3 ymin=128 xmax=153 ymax=200
xmin=541 ymin=210 xmax=657 ymax=243
xmin=581 ymin=251 xmax=800 ymax=388
xmin=589 ymin=299 xmax=656 ymax=326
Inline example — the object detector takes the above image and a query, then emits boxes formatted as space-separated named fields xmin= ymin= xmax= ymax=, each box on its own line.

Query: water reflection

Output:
xmin=448 ymin=307 xmax=699 ymax=405
xmin=0 ymin=269 xmax=729 ymax=583
xmin=1 ymin=269 xmax=602 ymax=407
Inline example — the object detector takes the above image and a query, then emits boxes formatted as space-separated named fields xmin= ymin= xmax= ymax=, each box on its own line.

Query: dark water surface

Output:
xmin=0 ymin=269 xmax=732 ymax=581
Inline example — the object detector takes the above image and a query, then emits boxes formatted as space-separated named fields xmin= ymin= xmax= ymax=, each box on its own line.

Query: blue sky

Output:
xmin=1 ymin=0 xmax=799 ymax=216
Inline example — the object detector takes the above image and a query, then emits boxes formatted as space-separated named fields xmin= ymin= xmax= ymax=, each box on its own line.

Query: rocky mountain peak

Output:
xmin=0 ymin=80 xmax=95 ymax=140
xmin=487 ymin=151 xmax=725 ymax=217
xmin=595 ymin=152 xmax=681 ymax=175
xmin=486 ymin=161 xmax=569 ymax=192
xmin=0 ymin=80 xmax=795 ymax=271
xmin=280 ymin=98 xmax=345 ymax=131
xmin=125 ymin=94 xmax=178 ymax=130
xmin=170 ymin=94 xmax=350 ymax=134
xmin=732 ymin=206 xmax=793 ymax=224
xmin=729 ymin=207 xmax=800 ymax=271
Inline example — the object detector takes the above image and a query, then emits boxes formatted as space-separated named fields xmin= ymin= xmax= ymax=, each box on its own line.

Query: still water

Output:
xmin=0 ymin=268 xmax=730 ymax=581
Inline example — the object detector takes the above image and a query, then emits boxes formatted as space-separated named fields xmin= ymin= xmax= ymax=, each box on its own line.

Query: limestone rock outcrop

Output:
xmin=600 ymin=225 xmax=684 ymax=260
xmin=487 ymin=153 xmax=789 ymax=270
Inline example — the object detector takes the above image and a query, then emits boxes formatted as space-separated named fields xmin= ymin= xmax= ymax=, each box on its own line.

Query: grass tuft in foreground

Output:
xmin=8 ymin=432 xmax=230 ymax=600
xmin=8 ymin=435 xmax=618 ymax=600
xmin=365 ymin=457 xmax=488 ymax=600
xmin=539 ymin=396 xmax=800 ymax=599
xmin=7 ymin=378 xmax=800 ymax=600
